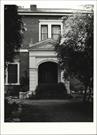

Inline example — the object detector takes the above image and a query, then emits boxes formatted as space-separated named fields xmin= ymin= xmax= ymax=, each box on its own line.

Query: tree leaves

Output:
xmin=55 ymin=11 xmax=93 ymax=88
xmin=4 ymin=5 xmax=23 ymax=63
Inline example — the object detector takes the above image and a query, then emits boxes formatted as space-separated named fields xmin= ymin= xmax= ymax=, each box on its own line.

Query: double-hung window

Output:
xmin=6 ymin=63 xmax=19 ymax=85
xmin=51 ymin=25 xmax=61 ymax=40
xmin=41 ymin=25 xmax=48 ymax=40
xmin=39 ymin=20 xmax=63 ymax=41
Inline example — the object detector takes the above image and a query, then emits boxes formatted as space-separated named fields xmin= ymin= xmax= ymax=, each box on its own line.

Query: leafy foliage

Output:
xmin=55 ymin=11 xmax=93 ymax=101
xmin=4 ymin=5 xmax=23 ymax=63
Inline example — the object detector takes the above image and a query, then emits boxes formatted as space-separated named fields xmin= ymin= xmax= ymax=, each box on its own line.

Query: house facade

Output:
xmin=5 ymin=5 xmax=89 ymax=96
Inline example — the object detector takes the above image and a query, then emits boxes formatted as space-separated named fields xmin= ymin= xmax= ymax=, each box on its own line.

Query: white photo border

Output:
xmin=0 ymin=0 xmax=97 ymax=134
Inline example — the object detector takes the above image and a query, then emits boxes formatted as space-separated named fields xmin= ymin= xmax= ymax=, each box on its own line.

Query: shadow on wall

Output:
xmin=20 ymin=74 xmax=29 ymax=92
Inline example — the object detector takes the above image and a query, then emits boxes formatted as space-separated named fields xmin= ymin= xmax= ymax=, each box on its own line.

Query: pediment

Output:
xmin=28 ymin=38 xmax=58 ymax=51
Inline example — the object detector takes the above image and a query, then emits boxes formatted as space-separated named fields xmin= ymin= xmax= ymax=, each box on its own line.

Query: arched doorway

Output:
xmin=38 ymin=62 xmax=58 ymax=84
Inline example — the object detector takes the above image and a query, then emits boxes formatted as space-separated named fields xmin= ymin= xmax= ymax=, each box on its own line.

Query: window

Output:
xmin=6 ymin=63 xmax=19 ymax=85
xmin=52 ymin=25 xmax=61 ymax=40
xmin=39 ymin=20 xmax=63 ymax=41
xmin=41 ymin=25 xmax=48 ymax=40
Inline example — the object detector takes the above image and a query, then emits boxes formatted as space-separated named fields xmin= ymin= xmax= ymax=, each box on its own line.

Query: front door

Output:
xmin=38 ymin=62 xmax=58 ymax=84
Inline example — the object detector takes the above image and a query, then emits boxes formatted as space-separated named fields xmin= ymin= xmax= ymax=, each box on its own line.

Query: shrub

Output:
xmin=5 ymin=86 xmax=20 ymax=97
xmin=70 ymin=77 xmax=85 ymax=93
xmin=4 ymin=98 xmax=19 ymax=121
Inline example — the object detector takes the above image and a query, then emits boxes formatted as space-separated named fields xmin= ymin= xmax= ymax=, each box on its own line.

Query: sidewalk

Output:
xmin=5 ymin=97 xmax=93 ymax=122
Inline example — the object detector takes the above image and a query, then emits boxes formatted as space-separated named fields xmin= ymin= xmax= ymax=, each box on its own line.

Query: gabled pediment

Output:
xmin=28 ymin=38 xmax=58 ymax=51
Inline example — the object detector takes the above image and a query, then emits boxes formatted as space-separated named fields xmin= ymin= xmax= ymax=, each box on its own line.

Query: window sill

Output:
xmin=5 ymin=83 xmax=20 ymax=86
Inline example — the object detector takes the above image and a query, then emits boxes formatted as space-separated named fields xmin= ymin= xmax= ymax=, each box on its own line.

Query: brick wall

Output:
xmin=21 ymin=15 xmax=62 ymax=49
xmin=5 ymin=52 xmax=29 ymax=96
xmin=21 ymin=16 xmax=39 ymax=48
xmin=20 ymin=52 xmax=29 ymax=78
xmin=5 ymin=15 xmax=63 ymax=96
xmin=20 ymin=52 xmax=29 ymax=92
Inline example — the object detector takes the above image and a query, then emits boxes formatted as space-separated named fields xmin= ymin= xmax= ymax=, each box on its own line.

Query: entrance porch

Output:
xmin=28 ymin=39 xmax=64 ymax=94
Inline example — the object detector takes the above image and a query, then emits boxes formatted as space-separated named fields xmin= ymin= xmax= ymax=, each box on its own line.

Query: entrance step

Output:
xmin=33 ymin=83 xmax=68 ymax=99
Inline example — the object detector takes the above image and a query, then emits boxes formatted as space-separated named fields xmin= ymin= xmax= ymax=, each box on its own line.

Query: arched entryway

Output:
xmin=38 ymin=62 xmax=58 ymax=84
xmin=36 ymin=62 xmax=67 ymax=99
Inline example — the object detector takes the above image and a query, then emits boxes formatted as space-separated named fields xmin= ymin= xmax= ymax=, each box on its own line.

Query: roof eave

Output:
xmin=28 ymin=48 xmax=55 ymax=51
xmin=18 ymin=12 xmax=73 ymax=16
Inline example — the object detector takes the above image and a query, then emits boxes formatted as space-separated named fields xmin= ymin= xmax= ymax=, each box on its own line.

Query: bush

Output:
xmin=4 ymin=98 xmax=19 ymax=122
xmin=5 ymin=86 xmax=20 ymax=97
xmin=70 ymin=77 xmax=85 ymax=93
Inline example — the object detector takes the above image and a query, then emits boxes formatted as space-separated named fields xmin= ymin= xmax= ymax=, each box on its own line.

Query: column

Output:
xmin=61 ymin=70 xmax=71 ymax=94
xmin=29 ymin=56 xmax=38 ymax=94
xmin=61 ymin=70 xmax=64 ymax=83
xmin=29 ymin=68 xmax=38 ymax=94
xmin=64 ymin=80 xmax=71 ymax=94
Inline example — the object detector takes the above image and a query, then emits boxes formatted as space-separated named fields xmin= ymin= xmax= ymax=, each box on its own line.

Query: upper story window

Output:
xmin=51 ymin=25 xmax=61 ymax=40
xmin=41 ymin=25 xmax=48 ymax=40
xmin=6 ymin=63 xmax=20 ymax=85
xmin=39 ymin=20 xmax=63 ymax=41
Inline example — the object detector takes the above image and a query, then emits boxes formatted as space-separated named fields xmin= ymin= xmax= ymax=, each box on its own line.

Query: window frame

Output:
xmin=39 ymin=20 xmax=63 ymax=41
xmin=41 ymin=25 xmax=48 ymax=41
xmin=51 ymin=25 xmax=61 ymax=40
xmin=5 ymin=62 xmax=20 ymax=85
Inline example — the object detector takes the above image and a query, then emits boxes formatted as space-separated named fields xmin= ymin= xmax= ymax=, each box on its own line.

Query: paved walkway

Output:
xmin=18 ymin=99 xmax=93 ymax=122
xmin=13 ymin=98 xmax=83 ymax=105
xmin=6 ymin=98 xmax=93 ymax=122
